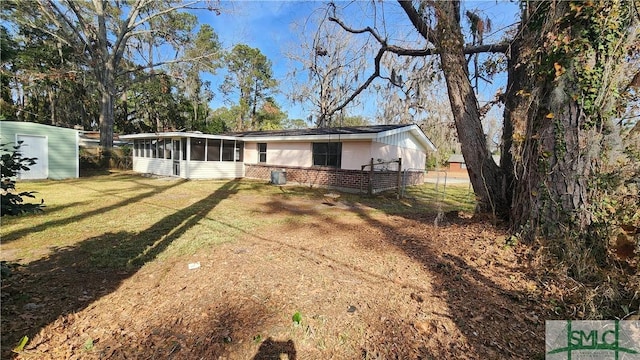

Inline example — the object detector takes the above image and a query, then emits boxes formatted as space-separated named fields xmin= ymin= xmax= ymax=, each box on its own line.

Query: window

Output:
xmin=312 ymin=142 xmax=341 ymax=167
xmin=165 ymin=140 xmax=172 ymax=159
xmin=190 ymin=138 xmax=205 ymax=161
xmin=207 ymin=139 xmax=221 ymax=161
xmin=144 ymin=139 xmax=151 ymax=158
xmin=157 ymin=139 xmax=164 ymax=158
xmin=236 ymin=141 xmax=244 ymax=161
xmin=222 ymin=140 xmax=235 ymax=161
xmin=181 ymin=139 xmax=187 ymax=160
xmin=151 ymin=139 xmax=158 ymax=158
xmin=258 ymin=143 xmax=267 ymax=163
xmin=134 ymin=140 xmax=140 ymax=157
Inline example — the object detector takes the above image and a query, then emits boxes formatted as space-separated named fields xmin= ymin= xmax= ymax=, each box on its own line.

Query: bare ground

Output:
xmin=1 ymin=182 xmax=548 ymax=359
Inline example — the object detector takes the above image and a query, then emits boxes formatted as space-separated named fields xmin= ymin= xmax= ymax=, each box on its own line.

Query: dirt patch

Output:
xmin=2 ymin=191 xmax=547 ymax=359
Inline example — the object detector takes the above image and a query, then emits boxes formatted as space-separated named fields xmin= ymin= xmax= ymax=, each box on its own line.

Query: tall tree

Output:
xmin=220 ymin=44 xmax=277 ymax=131
xmin=327 ymin=1 xmax=639 ymax=268
xmin=4 ymin=0 xmax=221 ymax=158
xmin=174 ymin=24 xmax=222 ymax=130
xmin=286 ymin=12 xmax=372 ymax=128
xmin=329 ymin=1 xmax=509 ymax=215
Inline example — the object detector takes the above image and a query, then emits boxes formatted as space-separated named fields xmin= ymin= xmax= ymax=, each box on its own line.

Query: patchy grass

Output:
xmin=2 ymin=173 xmax=550 ymax=359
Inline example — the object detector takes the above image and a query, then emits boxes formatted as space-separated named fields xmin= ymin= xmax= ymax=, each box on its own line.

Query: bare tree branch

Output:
xmin=397 ymin=0 xmax=438 ymax=45
xmin=320 ymin=47 xmax=385 ymax=124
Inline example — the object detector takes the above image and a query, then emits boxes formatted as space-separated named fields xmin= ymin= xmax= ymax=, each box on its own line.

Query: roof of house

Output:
xmin=120 ymin=124 xmax=437 ymax=152
xmin=226 ymin=124 xmax=410 ymax=137
xmin=232 ymin=124 xmax=436 ymax=152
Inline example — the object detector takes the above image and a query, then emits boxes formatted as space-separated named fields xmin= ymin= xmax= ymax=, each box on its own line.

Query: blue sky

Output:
xmin=195 ymin=1 xmax=520 ymax=122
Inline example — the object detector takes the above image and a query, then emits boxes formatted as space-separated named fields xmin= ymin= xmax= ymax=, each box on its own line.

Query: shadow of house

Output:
xmin=1 ymin=180 xmax=243 ymax=358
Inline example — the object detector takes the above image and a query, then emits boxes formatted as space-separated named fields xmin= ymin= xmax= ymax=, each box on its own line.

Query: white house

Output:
xmin=120 ymin=124 xmax=436 ymax=192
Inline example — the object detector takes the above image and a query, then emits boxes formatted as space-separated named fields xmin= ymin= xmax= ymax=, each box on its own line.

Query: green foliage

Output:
xmin=1 ymin=142 xmax=44 ymax=216
xmin=540 ymin=0 xmax=633 ymax=128
xmin=282 ymin=118 xmax=309 ymax=130
xmin=220 ymin=44 xmax=277 ymax=131
xmin=292 ymin=311 xmax=302 ymax=325
xmin=338 ymin=115 xmax=370 ymax=127
xmin=12 ymin=335 xmax=28 ymax=353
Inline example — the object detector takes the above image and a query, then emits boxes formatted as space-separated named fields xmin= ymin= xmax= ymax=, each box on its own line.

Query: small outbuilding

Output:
xmin=0 ymin=121 xmax=79 ymax=179
xmin=121 ymin=124 xmax=436 ymax=193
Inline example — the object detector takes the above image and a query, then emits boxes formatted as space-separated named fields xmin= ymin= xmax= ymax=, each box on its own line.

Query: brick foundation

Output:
xmin=245 ymin=164 xmax=424 ymax=194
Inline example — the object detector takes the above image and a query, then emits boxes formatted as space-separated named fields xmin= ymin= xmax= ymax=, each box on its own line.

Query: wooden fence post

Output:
xmin=368 ymin=158 xmax=374 ymax=195
xmin=397 ymin=157 xmax=402 ymax=198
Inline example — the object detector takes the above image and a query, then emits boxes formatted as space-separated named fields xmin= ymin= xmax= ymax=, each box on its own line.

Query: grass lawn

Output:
xmin=1 ymin=172 xmax=547 ymax=359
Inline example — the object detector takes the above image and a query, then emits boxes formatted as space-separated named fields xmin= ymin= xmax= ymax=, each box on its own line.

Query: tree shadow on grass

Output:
xmin=0 ymin=179 xmax=188 ymax=244
xmin=1 ymin=180 xmax=243 ymax=358
xmin=350 ymin=209 xmax=546 ymax=359
xmin=255 ymin=193 xmax=544 ymax=358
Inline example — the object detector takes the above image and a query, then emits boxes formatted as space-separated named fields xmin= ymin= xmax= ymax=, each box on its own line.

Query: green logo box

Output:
xmin=546 ymin=320 xmax=640 ymax=359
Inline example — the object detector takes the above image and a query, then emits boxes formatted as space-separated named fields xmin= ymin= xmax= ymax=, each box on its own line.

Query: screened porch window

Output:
xmin=134 ymin=140 xmax=140 ymax=157
xmin=157 ymin=139 xmax=164 ymax=158
xmin=312 ymin=142 xmax=341 ymax=168
xmin=165 ymin=140 xmax=172 ymax=159
xmin=190 ymin=138 xmax=206 ymax=161
xmin=221 ymin=140 xmax=235 ymax=161
xmin=151 ymin=139 xmax=158 ymax=158
xmin=207 ymin=139 xmax=221 ymax=161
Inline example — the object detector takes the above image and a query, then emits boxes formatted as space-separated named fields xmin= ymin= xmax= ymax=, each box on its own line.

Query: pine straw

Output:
xmin=2 ymin=175 xmax=550 ymax=359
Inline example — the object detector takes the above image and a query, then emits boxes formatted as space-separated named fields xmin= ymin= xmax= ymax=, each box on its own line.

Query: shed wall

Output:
xmin=0 ymin=121 xmax=79 ymax=179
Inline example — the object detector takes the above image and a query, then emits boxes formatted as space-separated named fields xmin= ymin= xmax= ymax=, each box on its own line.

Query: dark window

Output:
xmin=207 ymin=139 xmax=221 ymax=161
xmin=165 ymin=140 xmax=172 ymax=159
xmin=258 ymin=143 xmax=267 ymax=163
xmin=181 ymin=139 xmax=187 ymax=160
xmin=134 ymin=140 xmax=140 ymax=157
xmin=144 ymin=139 xmax=151 ymax=158
xmin=312 ymin=142 xmax=341 ymax=167
xmin=157 ymin=139 xmax=164 ymax=158
xmin=222 ymin=140 xmax=235 ymax=161
xmin=236 ymin=141 xmax=244 ymax=161
xmin=151 ymin=139 xmax=158 ymax=158
xmin=190 ymin=138 xmax=205 ymax=161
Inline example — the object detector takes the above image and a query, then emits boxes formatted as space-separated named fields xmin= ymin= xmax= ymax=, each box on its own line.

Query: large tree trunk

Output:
xmin=99 ymin=85 xmax=115 ymax=159
xmin=506 ymin=0 xmax=635 ymax=269
xmin=434 ymin=1 xmax=509 ymax=216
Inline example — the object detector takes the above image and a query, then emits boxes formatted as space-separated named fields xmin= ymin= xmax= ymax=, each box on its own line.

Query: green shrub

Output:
xmin=0 ymin=142 xmax=44 ymax=216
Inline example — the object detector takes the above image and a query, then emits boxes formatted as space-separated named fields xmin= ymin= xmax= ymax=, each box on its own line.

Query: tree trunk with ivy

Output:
xmin=508 ymin=0 xmax=637 ymax=270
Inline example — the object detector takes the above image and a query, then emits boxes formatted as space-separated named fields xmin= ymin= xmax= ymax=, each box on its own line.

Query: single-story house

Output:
xmin=120 ymin=124 xmax=436 ymax=193
xmin=0 ymin=121 xmax=79 ymax=179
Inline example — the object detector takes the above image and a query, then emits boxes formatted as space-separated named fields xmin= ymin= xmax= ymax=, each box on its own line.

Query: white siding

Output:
xmin=132 ymin=158 xmax=173 ymax=176
xmin=371 ymin=143 xmax=426 ymax=171
xmin=377 ymin=132 xmax=421 ymax=150
xmin=188 ymin=161 xmax=244 ymax=179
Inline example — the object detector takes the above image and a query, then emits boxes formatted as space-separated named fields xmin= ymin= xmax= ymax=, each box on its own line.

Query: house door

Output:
xmin=16 ymin=135 xmax=48 ymax=179
xmin=172 ymin=139 xmax=180 ymax=176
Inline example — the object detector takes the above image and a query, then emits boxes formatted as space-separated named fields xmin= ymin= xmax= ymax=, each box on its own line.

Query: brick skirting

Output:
xmin=245 ymin=164 xmax=424 ymax=194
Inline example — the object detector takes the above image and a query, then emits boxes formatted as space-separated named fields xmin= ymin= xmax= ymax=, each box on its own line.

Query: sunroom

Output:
xmin=122 ymin=132 xmax=244 ymax=179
